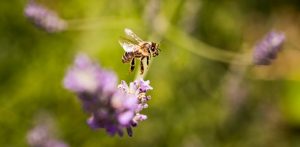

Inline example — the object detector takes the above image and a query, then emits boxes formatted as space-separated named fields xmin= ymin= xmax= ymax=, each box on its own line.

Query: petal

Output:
xmin=118 ymin=80 xmax=129 ymax=92
xmin=118 ymin=111 xmax=134 ymax=125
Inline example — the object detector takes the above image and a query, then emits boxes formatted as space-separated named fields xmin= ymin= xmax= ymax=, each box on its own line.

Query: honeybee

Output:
xmin=119 ymin=28 xmax=160 ymax=74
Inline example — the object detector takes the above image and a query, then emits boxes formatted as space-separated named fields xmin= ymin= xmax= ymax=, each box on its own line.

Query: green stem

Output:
xmin=66 ymin=17 xmax=140 ymax=31
xmin=164 ymin=25 xmax=253 ymax=65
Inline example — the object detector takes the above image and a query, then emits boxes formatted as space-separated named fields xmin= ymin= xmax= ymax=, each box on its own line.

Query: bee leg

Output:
xmin=148 ymin=48 xmax=151 ymax=60
xmin=130 ymin=58 xmax=135 ymax=72
xmin=140 ymin=57 xmax=145 ymax=74
xmin=146 ymin=56 xmax=149 ymax=67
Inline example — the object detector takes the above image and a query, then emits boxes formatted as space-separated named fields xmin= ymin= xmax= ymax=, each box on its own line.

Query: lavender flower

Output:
xmin=27 ymin=124 xmax=50 ymax=147
xmin=253 ymin=31 xmax=285 ymax=65
xmin=64 ymin=54 xmax=153 ymax=137
xmin=24 ymin=1 xmax=67 ymax=33
xmin=27 ymin=117 xmax=68 ymax=147
xmin=63 ymin=54 xmax=115 ymax=94
xmin=118 ymin=79 xmax=152 ymax=126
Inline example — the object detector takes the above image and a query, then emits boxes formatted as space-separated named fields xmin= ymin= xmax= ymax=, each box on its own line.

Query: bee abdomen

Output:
xmin=122 ymin=52 xmax=134 ymax=63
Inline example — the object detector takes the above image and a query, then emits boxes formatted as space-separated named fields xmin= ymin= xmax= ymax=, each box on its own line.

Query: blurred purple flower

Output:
xmin=64 ymin=54 xmax=108 ymax=94
xmin=253 ymin=31 xmax=285 ymax=65
xmin=43 ymin=140 xmax=69 ymax=147
xmin=27 ymin=124 xmax=49 ymax=146
xmin=27 ymin=121 xmax=68 ymax=147
xmin=64 ymin=54 xmax=153 ymax=137
xmin=24 ymin=1 xmax=67 ymax=33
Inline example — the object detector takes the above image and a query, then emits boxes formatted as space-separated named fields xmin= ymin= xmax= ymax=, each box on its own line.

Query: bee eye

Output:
xmin=151 ymin=46 xmax=155 ymax=51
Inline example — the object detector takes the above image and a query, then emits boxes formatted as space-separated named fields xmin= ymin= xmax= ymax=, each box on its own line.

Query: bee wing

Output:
xmin=119 ymin=37 xmax=137 ymax=52
xmin=124 ymin=28 xmax=143 ymax=43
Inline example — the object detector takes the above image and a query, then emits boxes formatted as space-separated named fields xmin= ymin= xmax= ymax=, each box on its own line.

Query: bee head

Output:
xmin=151 ymin=42 xmax=160 ymax=57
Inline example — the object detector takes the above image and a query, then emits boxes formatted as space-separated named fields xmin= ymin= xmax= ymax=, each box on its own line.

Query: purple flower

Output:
xmin=27 ymin=121 xmax=68 ymax=147
xmin=63 ymin=54 xmax=153 ymax=137
xmin=253 ymin=31 xmax=285 ymax=65
xmin=135 ymin=79 xmax=153 ymax=92
xmin=43 ymin=140 xmax=69 ymax=147
xmin=27 ymin=124 xmax=50 ymax=146
xmin=64 ymin=54 xmax=118 ymax=97
xmin=118 ymin=79 xmax=152 ymax=126
xmin=24 ymin=1 xmax=67 ymax=33
xmin=64 ymin=54 xmax=103 ymax=94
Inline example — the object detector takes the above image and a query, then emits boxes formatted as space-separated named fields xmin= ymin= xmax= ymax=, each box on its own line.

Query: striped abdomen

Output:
xmin=122 ymin=52 xmax=134 ymax=63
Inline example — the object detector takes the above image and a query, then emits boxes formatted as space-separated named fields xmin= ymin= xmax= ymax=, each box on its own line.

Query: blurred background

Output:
xmin=1 ymin=0 xmax=300 ymax=146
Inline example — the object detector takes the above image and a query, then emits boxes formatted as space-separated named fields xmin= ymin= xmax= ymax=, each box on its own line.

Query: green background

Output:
xmin=1 ymin=0 xmax=300 ymax=146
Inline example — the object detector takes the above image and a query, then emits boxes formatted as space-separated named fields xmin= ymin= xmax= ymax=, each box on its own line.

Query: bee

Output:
xmin=119 ymin=28 xmax=160 ymax=74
